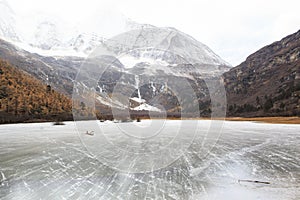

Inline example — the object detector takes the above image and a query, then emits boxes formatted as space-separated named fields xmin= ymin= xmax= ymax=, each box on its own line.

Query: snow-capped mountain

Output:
xmin=0 ymin=0 xmax=19 ymax=41
xmin=74 ymin=27 xmax=231 ymax=114
xmin=33 ymin=21 xmax=61 ymax=50
xmin=0 ymin=0 xmax=231 ymax=114
xmin=0 ymin=0 xmax=229 ymax=68
xmin=100 ymin=27 xmax=229 ymax=67
xmin=0 ymin=0 xmax=156 ymax=57
xmin=67 ymin=33 xmax=101 ymax=53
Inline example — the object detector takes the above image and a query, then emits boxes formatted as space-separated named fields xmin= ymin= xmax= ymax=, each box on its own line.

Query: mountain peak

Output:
xmin=0 ymin=1 xmax=229 ymax=67
xmin=105 ymin=27 xmax=229 ymax=66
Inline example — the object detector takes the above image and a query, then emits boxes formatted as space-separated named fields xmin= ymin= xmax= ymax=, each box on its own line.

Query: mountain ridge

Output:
xmin=224 ymin=29 xmax=300 ymax=117
xmin=0 ymin=29 xmax=299 ymax=120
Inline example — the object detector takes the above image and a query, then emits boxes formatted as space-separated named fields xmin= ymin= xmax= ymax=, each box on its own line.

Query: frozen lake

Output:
xmin=0 ymin=120 xmax=299 ymax=200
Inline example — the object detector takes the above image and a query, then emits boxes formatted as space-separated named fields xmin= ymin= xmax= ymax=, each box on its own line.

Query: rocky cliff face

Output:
xmin=224 ymin=30 xmax=300 ymax=117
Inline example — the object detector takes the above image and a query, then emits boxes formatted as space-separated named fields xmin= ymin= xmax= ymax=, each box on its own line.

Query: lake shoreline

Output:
xmin=1 ymin=116 xmax=299 ymax=125
xmin=148 ymin=116 xmax=300 ymax=124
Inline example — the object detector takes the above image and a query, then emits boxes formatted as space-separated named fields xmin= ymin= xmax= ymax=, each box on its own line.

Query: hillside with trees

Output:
xmin=224 ymin=30 xmax=300 ymax=117
xmin=0 ymin=59 xmax=72 ymax=123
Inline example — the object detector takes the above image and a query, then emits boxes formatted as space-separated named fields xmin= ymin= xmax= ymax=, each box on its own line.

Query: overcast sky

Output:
xmin=8 ymin=0 xmax=300 ymax=66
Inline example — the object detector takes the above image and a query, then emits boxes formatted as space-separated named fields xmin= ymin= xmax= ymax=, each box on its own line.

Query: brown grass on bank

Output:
xmin=148 ymin=116 xmax=300 ymax=124
xmin=223 ymin=116 xmax=300 ymax=124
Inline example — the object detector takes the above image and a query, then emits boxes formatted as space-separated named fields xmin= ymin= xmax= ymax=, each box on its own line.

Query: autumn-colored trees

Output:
xmin=0 ymin=59 xmax=72 ymax=123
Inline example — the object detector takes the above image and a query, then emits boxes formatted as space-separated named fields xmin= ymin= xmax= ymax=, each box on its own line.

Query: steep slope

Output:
xmin=224 ymin=30 xmax=300 ymax=117
xmin=0 ymin=59 xmax=72 ymax=123
xmin=0 ymin=38 xmax=82 ymax=95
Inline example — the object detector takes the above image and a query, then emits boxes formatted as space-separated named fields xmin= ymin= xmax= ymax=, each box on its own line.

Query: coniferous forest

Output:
xmin=0 ymin=59 xmax=72 ymax=123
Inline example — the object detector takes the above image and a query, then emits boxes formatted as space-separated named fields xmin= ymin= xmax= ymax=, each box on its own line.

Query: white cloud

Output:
xmin=7 ymin=0 xmax=300 ymax=65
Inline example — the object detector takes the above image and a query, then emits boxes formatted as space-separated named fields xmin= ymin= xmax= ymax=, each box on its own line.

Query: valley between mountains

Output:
xmin=0 ymin=0 xmax=299 ymax=123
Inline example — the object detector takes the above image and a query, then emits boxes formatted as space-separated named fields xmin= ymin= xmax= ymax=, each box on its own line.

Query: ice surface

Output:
xmin=0 ymin=121 xmax=299 ymax=199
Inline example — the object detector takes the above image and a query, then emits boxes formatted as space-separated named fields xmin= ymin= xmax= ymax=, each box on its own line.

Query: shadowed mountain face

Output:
xmin=224 ymin=30 xmax=300 ymax=117
xmin=0 ymin=38 xmax=83 ymax=95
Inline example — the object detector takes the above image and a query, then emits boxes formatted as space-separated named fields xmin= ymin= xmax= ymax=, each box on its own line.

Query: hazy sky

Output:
xmin=8 ymin=0 xmax=300 ymax=65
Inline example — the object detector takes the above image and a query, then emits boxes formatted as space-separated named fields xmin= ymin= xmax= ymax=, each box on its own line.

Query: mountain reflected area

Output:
xmin=0 ymin=121 xmax=299 ymax=200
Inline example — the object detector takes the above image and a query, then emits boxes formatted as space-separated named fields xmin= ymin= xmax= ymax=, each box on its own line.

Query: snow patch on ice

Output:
xmin=130 ymin=97 xmax=146 ymax=104
xmin=132 ymin=103 xmax=161 ymax=112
